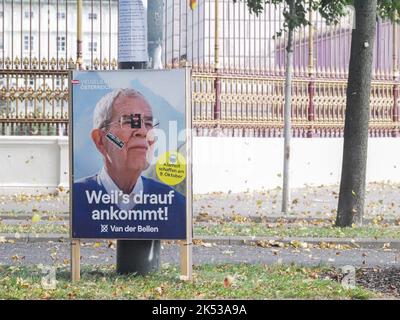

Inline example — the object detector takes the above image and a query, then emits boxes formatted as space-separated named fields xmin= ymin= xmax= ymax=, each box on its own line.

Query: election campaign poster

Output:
xmin=69 ymin=69 xmax=191 ymax=240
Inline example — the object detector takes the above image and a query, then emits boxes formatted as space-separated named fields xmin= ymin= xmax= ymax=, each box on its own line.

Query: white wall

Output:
xmin=0 ymin=136 xmax=399 ymax=195
xmin=193 ymin=137 xmax=400 ymax=193
xmin=0 ymin=136 xmax=68 ymax=194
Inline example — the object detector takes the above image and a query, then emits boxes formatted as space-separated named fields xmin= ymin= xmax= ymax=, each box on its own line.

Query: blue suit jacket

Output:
xmin=72 ymin=174 xmax=186 ymax=239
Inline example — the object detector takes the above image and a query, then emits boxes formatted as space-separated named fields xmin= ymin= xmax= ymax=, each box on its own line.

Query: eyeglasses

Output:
xmin=99 ymin=114 xmax=159 ymax=131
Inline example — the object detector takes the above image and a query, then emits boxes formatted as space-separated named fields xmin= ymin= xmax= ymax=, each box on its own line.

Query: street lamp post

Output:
xmin=116 ymin=0 xmax=163 ymax=275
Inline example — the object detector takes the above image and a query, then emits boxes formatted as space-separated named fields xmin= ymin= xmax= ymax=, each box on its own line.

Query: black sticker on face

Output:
xmin=106 ymin=132 xmax=125 ymax=149
xmin=130 ymin=113 xmax=141 ymax=128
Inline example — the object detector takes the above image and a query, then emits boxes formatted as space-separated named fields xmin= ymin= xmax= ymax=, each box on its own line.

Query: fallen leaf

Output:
xmin=232 ymin=213 xmax=247 ymax=223
xmin=383 ymin=243 xmax=391 ymax=249
xmin=310 ymin=272 xmax=319 ymax=279
xmin=290 ymin=240 xmax=308 ymax=249
xmin=41 ymin=292 xmax=51 ymax=299
xmin=201 ymin=242 xmax=213 ymax=248
xmin=32 ymin=214 xmax=41 ymax=224
xmin=12 ymin=255 xmax=25 ymax=262
xmin=223 ymin=275 xmax=234 ymax=288
xmin=93 ymin=242 xmax=102 ymax=248
xmin=107 ymin=240 xmax=116 ymax=249
xmin=155 ymin=286 xmax=163 ymax=295
xmin=16 ymin=277 xmax=30 ymax=289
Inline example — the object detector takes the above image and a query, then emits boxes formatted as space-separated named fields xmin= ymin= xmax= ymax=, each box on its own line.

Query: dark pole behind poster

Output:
xmin=116 ymin=0 xmax=163 ymax=275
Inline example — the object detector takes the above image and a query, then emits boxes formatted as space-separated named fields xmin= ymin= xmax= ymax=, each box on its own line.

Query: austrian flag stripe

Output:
xmin=71 ymin=79 xmax=80 ymax=84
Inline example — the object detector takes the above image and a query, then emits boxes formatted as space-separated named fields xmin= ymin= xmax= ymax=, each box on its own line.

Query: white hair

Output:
xmin=93 ymin=88 xmax=148 ymax=129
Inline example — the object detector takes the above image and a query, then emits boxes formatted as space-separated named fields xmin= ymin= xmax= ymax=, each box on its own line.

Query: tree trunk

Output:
xmin=335 ymin=0 xmax=377 ymax=227
xmin=282 ymin=0 xmax=295 ymax=214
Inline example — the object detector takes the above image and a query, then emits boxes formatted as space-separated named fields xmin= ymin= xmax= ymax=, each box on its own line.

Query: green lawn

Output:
xmin=0 ymin=264 xmax=376 ymax=299
xmin=1 ymin=221 xmax=400 ymax=239
xmin=195 ymin=222 xmax=400 ymax=239
xmin=0 ymin=222 xmax=69 ymax=235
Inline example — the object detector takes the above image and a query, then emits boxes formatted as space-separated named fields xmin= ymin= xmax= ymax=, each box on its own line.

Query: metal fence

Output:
xmin=0 ymin=0 xmax=399 ymax=137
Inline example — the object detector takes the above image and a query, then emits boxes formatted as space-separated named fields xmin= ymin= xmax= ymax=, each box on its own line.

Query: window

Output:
xmin=24 ymin=11 xmax=33 ymax=19
xmin=57 ymin=12 xmax=66 ymax=19
xmin=88 ymin=41 xmax=97 ymax=52
xmin=24 ymin=35 xmax=34 ymax=51
xmin=57 ymin=36 xmax=66 ymax=52
xmin=88 ymin=13 xmax=97 ymax=20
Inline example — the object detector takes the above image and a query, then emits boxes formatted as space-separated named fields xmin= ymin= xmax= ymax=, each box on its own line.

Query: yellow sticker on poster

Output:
xmin=156 ymin=151 xmax=186 ymax=186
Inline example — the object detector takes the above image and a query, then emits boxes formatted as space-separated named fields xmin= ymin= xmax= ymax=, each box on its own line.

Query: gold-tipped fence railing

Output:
xmin=0 ymin=0 xmax=399 ymax=137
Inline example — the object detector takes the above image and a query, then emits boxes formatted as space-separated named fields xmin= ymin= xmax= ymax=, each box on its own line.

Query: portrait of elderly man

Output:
xmin=72 ymin=88 xmax=186 ymax=239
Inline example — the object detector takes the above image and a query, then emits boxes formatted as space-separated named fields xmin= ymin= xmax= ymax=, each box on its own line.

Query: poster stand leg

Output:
xmin=179 ymin=240 xmax=193 ymax=281
xmin=71 ymin=239 xmax=81 ymax=282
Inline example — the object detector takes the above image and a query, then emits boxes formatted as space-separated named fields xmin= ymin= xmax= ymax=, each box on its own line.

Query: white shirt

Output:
xmin=97 ymin=167 xmax=143 ymax=211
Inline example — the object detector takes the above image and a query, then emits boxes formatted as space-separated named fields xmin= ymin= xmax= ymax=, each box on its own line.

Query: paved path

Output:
xmin=1 ymin=242 xmax=400 ymax=269
xmin=1 ymin=182 xmax=399 ymax=220
xmin=194 ymin=182 xmax=400 ymax=220
xmin=0 ymin=193 xmax=68 ymax=214
xmin=1 ymin=182 xmax=399 ymax=270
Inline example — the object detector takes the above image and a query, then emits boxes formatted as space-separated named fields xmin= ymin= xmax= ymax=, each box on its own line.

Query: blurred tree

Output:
xmin=236 ymin=0 xmax=400 ymax=225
